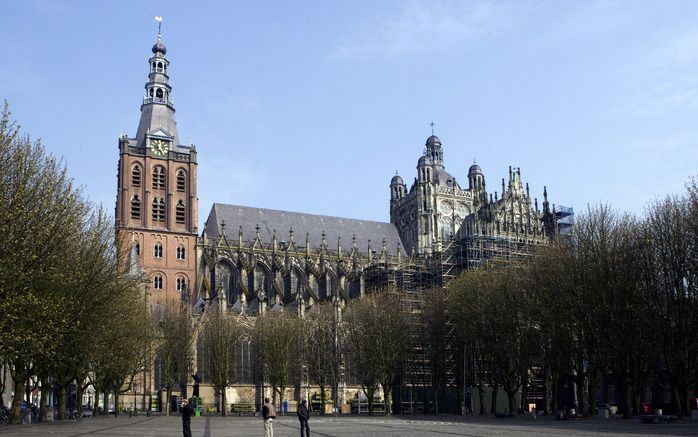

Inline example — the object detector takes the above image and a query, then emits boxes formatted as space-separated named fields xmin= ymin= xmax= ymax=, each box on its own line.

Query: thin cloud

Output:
xmin=332 ymin=0 xmax=529 ymax=60
xmin=612 ymin=28 xmax=698 ymax=119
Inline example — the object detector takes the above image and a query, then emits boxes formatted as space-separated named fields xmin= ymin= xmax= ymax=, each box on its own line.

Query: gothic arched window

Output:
xmin=153 ymin=274 xmax=163 ymax=290
xmin=151 ymin=197 xmax=158 ymax=221
xmin=151 ymin=197 xmax=165 ymax=222
xmin=176 ymin=200 xmax=185 ymax=224
xmin=131 ymin=195 xmax=141 ymax=219
xmin=176 ymin=276 xmax=187 ymax=292
xmin=176 ymin=245 xmax=186 ymax=260
xmin=132 ymin=165 xmax=142 ymax=187
xmin=158 ymin=198 xmax=165 ymax=221
xmin=152 ymin=166 xmax=166 ymax=190
xmin=176 ymin=170 xmax=186 ymax=192
xmin=154 ymin=242 xmax=163 ymax=258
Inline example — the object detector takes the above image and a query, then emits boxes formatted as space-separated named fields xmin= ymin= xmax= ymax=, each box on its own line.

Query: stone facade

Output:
xmin=390 ymin=135 xmax=555 ymax=261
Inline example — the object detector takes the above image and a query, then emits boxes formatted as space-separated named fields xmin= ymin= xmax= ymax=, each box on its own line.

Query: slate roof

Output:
xmin=205 ymin=203 xmax=406 ymax=256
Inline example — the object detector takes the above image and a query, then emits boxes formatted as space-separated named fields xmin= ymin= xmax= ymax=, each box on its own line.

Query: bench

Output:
xmin=231 ymin=403 xmax=255 ymax=415
xmin=640 ymin=414 xmax=677 ymax=424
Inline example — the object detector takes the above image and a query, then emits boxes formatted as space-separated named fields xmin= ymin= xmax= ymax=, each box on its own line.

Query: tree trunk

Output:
xmin=222 ymin=388 xmax=227 ymax=416
xmin=672 ymin=386 xmax=682 ymax=418
xmin=278 ymin=387 xmax=285 ymax=416
xmin=433 ymin=387 xmax=439 ymax=415
xmin=320 ymin=384 xmax=326 ymax=416
xmin=76 ymin=385 xmax=84 ymax=415
xmin=93 ymin=385 xmax=100 ymax=416
xmin=633 ymin=385 xmax=641 ymax=416
xmin=103 ymin=391 xmax=109 ymax=416
xmin=365 ymin=386 xmax=375 ymax=415
xmin=551 ymin=369 xmax=559 ymax=415
xmin=575 ymin=372 xmax=585 ymax=416
xmin=39 ymin=379 xmax=49 ymax=422
xmin=543 ymin=366 xmax=552 ymax=415
xmin=490 ymin=383 xmax=498 ymax=415
xmin=10 ymin=366 xmax=26 ymax=424
xmin=681 ymin=382 xmax=690 ymax=418
xmin=114 ymin=389 xmax=119 ymax=417
xmin=0 ymin=363 xmax=5 ymax=409
xmin=519 ymin=376 xmax=529 ymax=414
xmin=587 ymin=366 xmax=600 ymax=416
xmin=382 ymin=382 xmax=392 ymax=416
xmin=620 ymin=378 xmax=633 ymax=419
xmin=58 ymin=385 xmax=67 ymax=420
xmin=477 ymin=384 xmax=486 ymax=415
xmin=507 ymin=390 xmax=517 ymax=415
xmin=165 ymin=386 xmax=172 ymax=416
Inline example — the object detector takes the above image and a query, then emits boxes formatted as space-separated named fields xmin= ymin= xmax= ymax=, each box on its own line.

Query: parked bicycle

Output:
xmin=0 ymin=406 xmax=10 ymax=424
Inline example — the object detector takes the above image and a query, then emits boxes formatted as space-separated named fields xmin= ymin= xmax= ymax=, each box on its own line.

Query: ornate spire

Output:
xmin=424 ymin=127 xmax=444 ymax=168
xmin=135 ymin=17 xmax=180 ymax=148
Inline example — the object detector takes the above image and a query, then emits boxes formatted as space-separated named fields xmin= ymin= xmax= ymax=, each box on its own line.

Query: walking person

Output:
xmin=297 ymin=399 xmax=310 ymax=437
xmin=262 ymin=397 xmax=276 ymax=437
xmin=181 ymin=398 xmax=194 ymax=437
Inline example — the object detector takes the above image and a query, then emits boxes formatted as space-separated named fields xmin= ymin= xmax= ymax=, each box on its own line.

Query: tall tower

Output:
xmin=115 ymin=28 xmax=198 ymax=305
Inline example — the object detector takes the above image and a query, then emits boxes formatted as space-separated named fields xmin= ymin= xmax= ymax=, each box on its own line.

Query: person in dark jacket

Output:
xmin=297 ymin=399 xmax=310 ymax=437
xmin=181 ymin=398 xmax=194 ymax=437
xmin=262 ymin=397 xmax=276 ymax=437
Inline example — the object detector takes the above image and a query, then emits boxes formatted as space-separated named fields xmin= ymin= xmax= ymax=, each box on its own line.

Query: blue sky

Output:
xmin=2 ymin=0 xmax=698 ymax=230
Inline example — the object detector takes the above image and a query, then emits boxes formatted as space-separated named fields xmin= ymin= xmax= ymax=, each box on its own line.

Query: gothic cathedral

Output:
xmin=113 ymin=31 xmax=568 ymax=410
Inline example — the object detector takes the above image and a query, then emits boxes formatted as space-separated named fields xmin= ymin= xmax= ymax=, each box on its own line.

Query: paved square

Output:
xmin=1 ymin=414 xmax=697 ymax=436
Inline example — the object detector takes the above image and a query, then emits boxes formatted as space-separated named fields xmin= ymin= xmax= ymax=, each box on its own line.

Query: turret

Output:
xmin=424 ymin=134 xmax=444 ymax=168
xmin=468 ymin=163 xmax=485 ymax=191
xmin=390 ymin=173 xmax=406 ymax=202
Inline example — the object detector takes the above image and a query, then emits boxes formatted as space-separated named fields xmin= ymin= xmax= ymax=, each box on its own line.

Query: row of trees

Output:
xmin=449 ymin=179 xmax=698 ymax=418
xmin=0 ymin=104 xmax=151 ymax=424
xmin=164 ymin=181 xmax=698 ymax=419
xmin=193 ymin=292 xmax=413 ymax=416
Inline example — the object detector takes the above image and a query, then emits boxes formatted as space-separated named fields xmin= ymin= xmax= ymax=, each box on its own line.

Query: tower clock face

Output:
xmin=151 ymin=139 xmax=169 ymax=156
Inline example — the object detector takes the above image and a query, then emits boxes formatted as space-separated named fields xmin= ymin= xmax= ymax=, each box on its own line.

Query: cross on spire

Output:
xmin=430 ymin=121 xmax=435 ymax=135
xmin=155 ymin=16 xmax=163 ymax=38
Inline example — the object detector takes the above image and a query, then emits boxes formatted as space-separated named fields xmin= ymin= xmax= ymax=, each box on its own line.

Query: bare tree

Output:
xmin=420 ymin=288 xmax=451 ymax=415
xmin=640 ymin=190 xmax=698 ymax=417
xmin=305 ymin=302 xmax=340 ymax=415
xmin=449 ymin=270 xmax=494 ymax=415
xmin=527 ymin=241 xmax=578 ymax=416
xmin=343 ymin=291 xmax=410 ymax=415
xmin=256 ymin=310 xmax=299 ymax=414
xmin=200 ymin=306 xmax=250 ymax=415
xmin=155 ymin=300 xmax=194 ymax=416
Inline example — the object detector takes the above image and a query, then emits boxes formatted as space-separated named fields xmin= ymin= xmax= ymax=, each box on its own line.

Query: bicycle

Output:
xmin=0 ymin=406 xmax=10 ymax=424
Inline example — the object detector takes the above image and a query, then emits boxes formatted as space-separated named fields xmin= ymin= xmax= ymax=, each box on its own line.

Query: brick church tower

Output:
xmin=115 ymin=28 xmax=198 ymax=305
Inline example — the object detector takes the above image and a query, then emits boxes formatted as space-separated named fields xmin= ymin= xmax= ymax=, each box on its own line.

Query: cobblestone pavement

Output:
xmin=1 ymin=414 xmax=697 ymax=436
